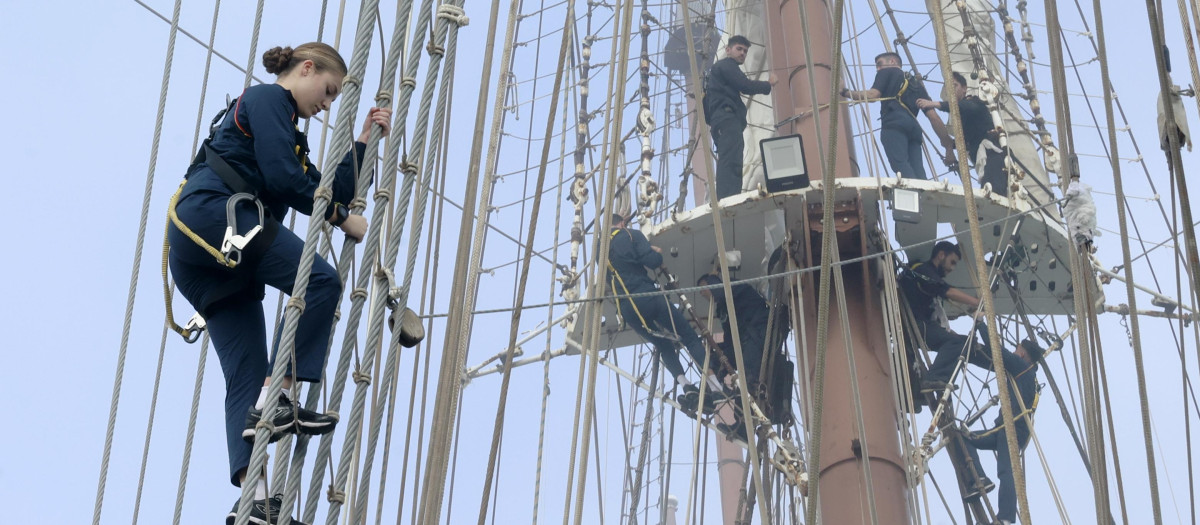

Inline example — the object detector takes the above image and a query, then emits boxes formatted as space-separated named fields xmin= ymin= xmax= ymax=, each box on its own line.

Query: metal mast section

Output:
xmin=763 ymin=0 xmax=911 ymax=523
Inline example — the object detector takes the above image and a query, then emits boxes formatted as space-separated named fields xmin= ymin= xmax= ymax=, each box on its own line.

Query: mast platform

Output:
xmin=570 ymin=177 xmax=1076 ymax=352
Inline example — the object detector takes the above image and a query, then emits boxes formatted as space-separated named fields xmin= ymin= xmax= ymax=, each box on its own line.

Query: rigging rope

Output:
xmin=93 ymin=2 xmax=183 ymax=523
xmin=415 ymin=0 xmax=507 ymax=520
xmin=235 ymin=0 xmax=379 ymax=521
xmin=474 ymin=3 xmax=572 ymax=522
xmin=928 ymin=2 xmax=1031 ymax=523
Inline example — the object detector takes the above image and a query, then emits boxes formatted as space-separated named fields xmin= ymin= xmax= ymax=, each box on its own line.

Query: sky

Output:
xmin=2 ymin=1 xmax=1199 ymax=524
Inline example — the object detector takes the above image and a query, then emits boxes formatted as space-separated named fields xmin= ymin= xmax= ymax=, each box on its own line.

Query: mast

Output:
xmin=763 ymin=0 xmax=912 ymax=523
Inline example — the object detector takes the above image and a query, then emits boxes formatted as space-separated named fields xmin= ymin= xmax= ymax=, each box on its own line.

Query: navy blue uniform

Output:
xmin=607 ymin=227 xmax=708 ymax=378
xmin=168 ymin=83 xmax=366 ymax=486
xmin=900 ymin=261 xmax=988 ymax=383
xmin=710 ymin=282 xmax=770 ymax=384
xmin=937 ymin=96 xmax=1008 ymax=195
xmin=963 ymin=349 xmax=1038 ymax=522
xmin=872 ymin=68 xmax=932 ymax=180
xmin=704 ymin=57 xmax=772 ymax=198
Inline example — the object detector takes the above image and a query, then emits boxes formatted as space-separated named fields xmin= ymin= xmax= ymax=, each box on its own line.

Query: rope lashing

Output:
xmin=349 ymin=197 xmax=368 ymax=210
xmin=313 ymin=187 xmax=334 ymax=202
xmin=326 ymin=486 xmax=346 ymax=504
xmin=374 ymin=89 xmax=393 ymax=106
xmin=373 ymin=188 xmax=392 ymax=201
xmin=437 ymin=4 xmax=469 ymax=26
xmin=351 ymin=287 xmax=369 ymax=301
xmin=400 ymin=76 xmax=417 ymax=89
xmin=286 ymin=296 xmax=306 ymax=314
xmin=401 ymin=160 xmax=419 ymax=174
xmin=352 ymin=370 xmax=372 ymax=386
xmin=342 ymin=75 xmax=362 ymax=89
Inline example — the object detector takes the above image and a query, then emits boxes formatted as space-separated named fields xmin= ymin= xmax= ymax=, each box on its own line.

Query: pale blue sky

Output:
xmin=1 ymin=1 xmax=1197 ymax=524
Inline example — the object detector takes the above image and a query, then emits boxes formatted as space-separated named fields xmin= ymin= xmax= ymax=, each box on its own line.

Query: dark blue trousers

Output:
xmin=618 ymin=293 xmax=708 ymax=378
xmin=880 ymin=115 xmax=927 ymax=180
xmin=922 ymin=322 xmax=991 ymax=383
xmin=965 ymin=425 xmax=1030 ymax=522
xmin=710 ymin=111 xmax=746 ymax=199
xmin=169 ymin=190 xmax=341 ymax=487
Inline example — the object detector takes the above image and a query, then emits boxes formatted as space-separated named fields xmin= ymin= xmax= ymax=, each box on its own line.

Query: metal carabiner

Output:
xmin=182 ymin=313 xmax=207 ymax=344
xmin=221 ymin=193 xmax=266 ymax=267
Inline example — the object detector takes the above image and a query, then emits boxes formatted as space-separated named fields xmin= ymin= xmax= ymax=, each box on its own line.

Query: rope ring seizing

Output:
xmin=287 ymin=297 xmax=306 ymax=314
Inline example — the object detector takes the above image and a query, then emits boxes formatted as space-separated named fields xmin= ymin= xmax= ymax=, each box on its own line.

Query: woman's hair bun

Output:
xmin=262 ymin=46 xmax=295 ymax=75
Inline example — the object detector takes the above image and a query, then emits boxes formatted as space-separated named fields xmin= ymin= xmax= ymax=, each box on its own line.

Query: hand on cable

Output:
xmin=356 ymin=106 xmax=393 ymax=143
xmin=916 ymin=98 xmax=939 ymax=111
xmin=340 ymin=214 xmax=368 ymax=243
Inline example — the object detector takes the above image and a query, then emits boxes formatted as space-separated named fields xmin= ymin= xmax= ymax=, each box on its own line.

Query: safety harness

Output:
xmin=606 ymin=227 xmax=676 ymax=338
xmin=163 ymin=95 xmax=285 ymax=342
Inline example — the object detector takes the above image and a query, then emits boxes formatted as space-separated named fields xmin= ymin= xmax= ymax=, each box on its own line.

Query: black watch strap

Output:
xmin=331 ymin=203 xmax=350 ymax=227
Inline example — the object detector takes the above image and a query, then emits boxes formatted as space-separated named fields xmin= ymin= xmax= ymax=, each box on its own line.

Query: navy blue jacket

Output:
xmin=711 ymin=283 xmax=770 ymax=341
xmin=180 ymin=83 xmax=366 ymax=221
xmin=938 ymin=95 xmax=993 ymax=157
xmin=992 ymin=348 xmax=1039 ymax=437
xmin=704 ymin=57 xmax=772 ymax=124
xmin=607 ymin=227 xmax=662 ymax=294
xmin=900 ymin=260 xmax=950 ymax=325
xmin=871 ymin=67 xmax=931 ymax=122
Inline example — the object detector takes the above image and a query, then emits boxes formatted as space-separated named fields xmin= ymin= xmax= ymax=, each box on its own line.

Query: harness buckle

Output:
xmin=220 ymin=193 xmax=266 ymax=266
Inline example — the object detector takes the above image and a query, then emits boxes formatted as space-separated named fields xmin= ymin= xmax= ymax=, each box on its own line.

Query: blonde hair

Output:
xmin=262 ymin=42 xmax=348 ymax=77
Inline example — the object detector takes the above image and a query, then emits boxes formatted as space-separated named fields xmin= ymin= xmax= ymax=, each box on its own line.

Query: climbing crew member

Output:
xmin=695 ymin=273 xmax=769 ymax=388
xmin=841 ymin=52 xmax=954 ymax=180
xmin=917 ymin=72 xmax=1009 ymax=195
xmin=960 ymin=338 xmax=1044 ymax=525
xmin=898 ymin=241 xmax=987 ymax=393
xmin=704 ymin=35 xmax=777 ymax=199
xmin=607 ymin=213 xmax=721 ymax=402
xmin=166 ymin=43 xmax=392 ymax=525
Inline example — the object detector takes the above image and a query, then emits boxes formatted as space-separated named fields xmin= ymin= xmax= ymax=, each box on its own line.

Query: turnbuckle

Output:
xmin=221 ymin=193 xmax=265 ymax=267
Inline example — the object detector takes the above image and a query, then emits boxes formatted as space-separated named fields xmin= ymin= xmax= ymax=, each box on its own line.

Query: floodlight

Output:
xmin=759 ymin=134 xmax=810 ymax=192
xmin=892 ymin=187 xmax=922 ymax=224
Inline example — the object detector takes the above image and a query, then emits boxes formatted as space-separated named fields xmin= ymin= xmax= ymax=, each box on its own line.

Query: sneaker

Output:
xmin=920 ymin=379 xmax=957 ymax=393
xmin=226 ymin=494 xmax=308 ymax=525
xmin=962 ymin=477 xmax=996 ymax=499
xmin=293 ymin=400 xmax=338 ymax=436
xmin=242 ymin=401 xmax=296 ymax=443
xmin=715 ymin=421 xmax=750 ymax=446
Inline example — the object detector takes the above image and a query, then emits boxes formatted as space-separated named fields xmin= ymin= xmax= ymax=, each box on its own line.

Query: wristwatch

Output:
xmin=331 ymin=203 xmax=351 ymax=227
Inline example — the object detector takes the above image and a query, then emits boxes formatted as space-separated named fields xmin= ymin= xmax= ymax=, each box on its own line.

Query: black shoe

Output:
xmin=242 ymin=401 xmax=296 ymax=443
xmin=682 ymin=384 xmax=728 ymax=413
xmin=963 ymin=477 xmax=996 ymax=500
xmin=293 ymin=399 xmax=338 ymax=436
xmin=920 ymin=379 xmax=957 ymax=393
xmin=226 ymin=494 xmax=309 ymax=525
xmin=715 ymin=421 xmax=750 ymax=446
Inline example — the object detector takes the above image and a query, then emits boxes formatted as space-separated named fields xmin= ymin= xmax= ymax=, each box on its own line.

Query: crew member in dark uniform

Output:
xmin=841 ymin=52 xmax=953 ymax=180
xmin=167 ymin=42 xmax=392 ymax=524
xmin=961 ymin=338 xmax=1044 ymax=525
xmin=704 ymin=35 xmax=776 ymax=199
xmin=607 ymin=214 xmax=713 ymax=396
xmin=899 ymin=241 xmax=985 ymax=392
xmin=695 ymin=273 xmax=769 ymax=387
xmin=919 ymin=71 xmax=1009 ymax=195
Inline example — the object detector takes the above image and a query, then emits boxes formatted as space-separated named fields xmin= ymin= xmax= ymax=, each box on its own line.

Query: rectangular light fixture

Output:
xmin=759 ymin=134 xmax=810 ymax=193
xmin=893 ymin=187 xmax=921 ymax=224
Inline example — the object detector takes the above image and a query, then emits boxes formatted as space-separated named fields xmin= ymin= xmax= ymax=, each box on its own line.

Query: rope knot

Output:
xmin=342 ymin=76 xmax=361 ymax=89
xmin=401 ymin=76 xmax=417 ymax=89
xmin=350 ymin=197 xmax=368 ymax=210
xmin=326 ymin=485 xmax=346 ymax=504
xmin=353 ymin=370 xmax=372 ymax=386
xmin=351 ymin=287 xmax=369 ymax=300
xmin=254 ymin=420 xmax=277 ymax=435
xmin=437 ymin=4 xmax=469 ymax=26
xmin=374 ymin=188 xmax=393 ymax=202
xmin=374 ymin=90 xmax=393 ymax=106
xmin=401 ymin=160 xmax=419 ymax=174
xmin=313 ymin=187 xmax=334 ymax=201
xmin=287 ymin=297 xmax=306 ymax=314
